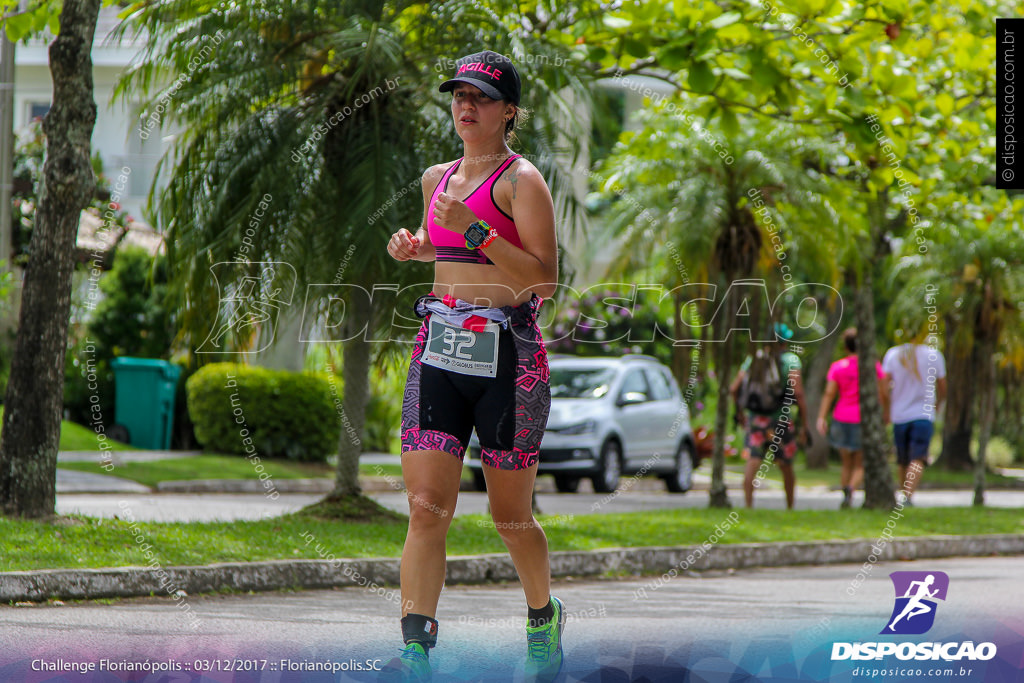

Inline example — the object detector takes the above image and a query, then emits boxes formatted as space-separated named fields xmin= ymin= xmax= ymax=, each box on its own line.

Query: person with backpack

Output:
xmin=729 ymin=324 xmax=810 ymax=509
xmin=816 ymin=327 xmax=887 ymax=509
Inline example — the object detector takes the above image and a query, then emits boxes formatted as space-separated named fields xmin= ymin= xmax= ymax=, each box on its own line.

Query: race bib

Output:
xmin=421 ymin=316 xmax=500 ymax=377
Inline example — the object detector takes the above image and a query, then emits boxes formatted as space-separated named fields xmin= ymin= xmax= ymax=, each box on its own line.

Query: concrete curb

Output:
xmin=3 ymin=534 xmax=1022 ymax=603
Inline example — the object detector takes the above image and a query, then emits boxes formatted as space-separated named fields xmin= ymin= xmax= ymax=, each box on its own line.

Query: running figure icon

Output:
xmin=888 ymin=574 xmax=938 ymax=631
xmin=882 ymin=571 xmax=949 ymax=635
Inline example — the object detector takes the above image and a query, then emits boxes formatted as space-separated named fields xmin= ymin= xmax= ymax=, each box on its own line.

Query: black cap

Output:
xmin=439 ymin=50 xmax=521 ymax=105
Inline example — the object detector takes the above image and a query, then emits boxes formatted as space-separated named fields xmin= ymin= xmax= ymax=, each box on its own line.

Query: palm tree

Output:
xmin=112 ymin=0 xmax=595 ymax=510
xmin=593 ymin=104 xmax=843 ymax=507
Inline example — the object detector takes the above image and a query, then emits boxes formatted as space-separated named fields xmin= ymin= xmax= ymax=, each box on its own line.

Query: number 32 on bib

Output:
xmin=421 ymin=316 xmax=500 ymax=378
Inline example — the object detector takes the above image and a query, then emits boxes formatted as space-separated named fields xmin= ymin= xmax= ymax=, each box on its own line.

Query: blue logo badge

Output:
xmin=881 ymin=571 xmax=949 ymax=635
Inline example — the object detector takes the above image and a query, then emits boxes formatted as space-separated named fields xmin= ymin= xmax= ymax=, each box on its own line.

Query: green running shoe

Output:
xmin=524 ymin=597 xmax=565 ymax=682
xmin=379 ymin=642 xmax=431 ymax=682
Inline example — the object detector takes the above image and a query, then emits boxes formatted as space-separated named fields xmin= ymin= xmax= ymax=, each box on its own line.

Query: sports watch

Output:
xmin=464 ymin=220 xmax=498 ymax=249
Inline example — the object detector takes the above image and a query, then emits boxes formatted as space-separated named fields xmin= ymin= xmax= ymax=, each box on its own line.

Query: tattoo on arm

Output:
xmin=504 ymin=166 xmax=520 ymax=200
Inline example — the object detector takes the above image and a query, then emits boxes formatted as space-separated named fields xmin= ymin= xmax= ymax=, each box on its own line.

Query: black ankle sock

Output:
xmin=401 ymin=614 xmax=438 ymax=650
xmin=528 ymin=600 xmax=554 ymax=629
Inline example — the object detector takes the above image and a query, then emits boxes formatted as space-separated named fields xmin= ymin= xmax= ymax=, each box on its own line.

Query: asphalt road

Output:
xmin=2 ymin=556 xmax=1021 ymax=681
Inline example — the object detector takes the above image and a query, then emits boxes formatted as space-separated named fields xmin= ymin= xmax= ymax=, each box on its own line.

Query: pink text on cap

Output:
xmin=457 ymin=62 xmax=503 ymax=79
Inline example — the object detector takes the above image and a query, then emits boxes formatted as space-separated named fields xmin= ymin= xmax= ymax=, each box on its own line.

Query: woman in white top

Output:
xmin=881 ymin=342 xmax=947 ymax=504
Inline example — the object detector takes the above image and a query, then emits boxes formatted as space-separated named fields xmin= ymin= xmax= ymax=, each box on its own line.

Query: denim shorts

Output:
xmin=893 ymin=419 xmax=934 ymax=466
xmin=828 ymin=419 xmax=862 ymax=451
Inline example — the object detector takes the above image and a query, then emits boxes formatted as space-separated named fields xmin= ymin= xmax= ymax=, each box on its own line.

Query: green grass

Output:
xmin=58 ymin=455 xmax=332 ymax=487
xmin=735 ymin=456 xmax=1023 ymax=489
xmin=57 ymin=456 xmax=402 ymax=487
xmin=2 ymin=506 xmax=1021 ymax=572
xmin=0 ymin=407 xmax=133 ymax=452
xmin=360 ymin=463 xmax=404 ymax=478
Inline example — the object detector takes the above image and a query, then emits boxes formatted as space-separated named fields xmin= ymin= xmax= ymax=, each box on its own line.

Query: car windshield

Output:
xmin=549 ymin=367 xmax=616 ymax=399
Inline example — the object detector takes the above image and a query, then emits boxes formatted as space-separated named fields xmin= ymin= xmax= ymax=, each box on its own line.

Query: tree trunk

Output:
xmin=708 ymin=280 xmax=732 ymax=508
xmin=972 ymin=340 xmax=995 ymax=506
xmin=332 ymin=291 xmax=370 ymax=497
xmin=257 ymin=304 xmax=306 ymax=371
xmin=802 ymin=295 xmax=843 ymax=469
xmin=855 ymin=265 xmax=894 ymax=510
xmin=671 ymin=288 xmax=686 ymax=388
xmin=937 ymin=316 xmax=975 ymax=471
xmin=0 ymin=0 xmax=99 ymax=519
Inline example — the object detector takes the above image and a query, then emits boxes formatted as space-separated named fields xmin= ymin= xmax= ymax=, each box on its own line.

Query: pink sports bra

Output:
xmin=428 ymin=154 xmax=523 ymax=264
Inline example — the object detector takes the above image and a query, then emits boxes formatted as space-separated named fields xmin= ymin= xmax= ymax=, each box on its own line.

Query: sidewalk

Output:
xmin=53 ymin=451 xmax=1024 ymax=520
xmin=58 ymin=450 xmax=203 ymax=463
xmin=55 ymin=450 xmax=753 ymax=494
xmin=56 ymin=449 xmax=341 ymax=495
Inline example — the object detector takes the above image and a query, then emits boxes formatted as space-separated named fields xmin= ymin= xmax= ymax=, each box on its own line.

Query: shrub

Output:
xmin=64 ymin=247 xmax=174 ymax=426
xmin=978 ymin=436 xmax=1018 ymax=470
xmin=187 ymin=363 xmax=339 ymax=462
xmin=363 ymin=365 xmax=404 ymax=454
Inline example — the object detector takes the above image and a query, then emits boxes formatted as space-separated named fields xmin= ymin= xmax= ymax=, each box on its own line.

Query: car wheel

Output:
xmin=665 ymin=440 xmax=694 ymax=493
xmin=471 ymin=468 xmax=487 ymax=492
xmin=591 ymin=439 xmax=622 ymax=493
xmin=554 ymin=475 xmax=581 ymax=493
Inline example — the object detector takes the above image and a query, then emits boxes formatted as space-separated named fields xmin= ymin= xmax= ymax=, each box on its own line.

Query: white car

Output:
xmin=467 ymin=355 xmax=696 ymax=493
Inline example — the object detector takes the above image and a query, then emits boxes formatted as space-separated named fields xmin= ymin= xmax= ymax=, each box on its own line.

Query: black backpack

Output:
xmin=741 ymin=348 xmax=786 ymax=414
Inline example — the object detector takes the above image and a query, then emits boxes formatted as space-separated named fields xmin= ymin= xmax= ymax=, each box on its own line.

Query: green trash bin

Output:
xmin=110 ymin=357 xmax=181 ymax=450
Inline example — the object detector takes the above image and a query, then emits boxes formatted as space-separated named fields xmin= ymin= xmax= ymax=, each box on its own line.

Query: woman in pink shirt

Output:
xmin=816 ymin=328 xmax=885 ymax=508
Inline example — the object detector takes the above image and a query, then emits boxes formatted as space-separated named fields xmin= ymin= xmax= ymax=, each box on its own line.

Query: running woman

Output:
xmin=383 ymin=50 xmax=563 ymax=682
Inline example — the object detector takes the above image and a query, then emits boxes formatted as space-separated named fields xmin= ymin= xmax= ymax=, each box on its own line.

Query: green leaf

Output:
xmin=720 ymin=67 xmax=750 ymax=81
xmin=890 ymin=74 xmax=917 ymax=99
xmin=848 ymin=116 xmax=877 ymax=145
xmin=624 ymin=37 xmax=649 ymax=58
xmin=774 ymin=83 xmax=791 ymax=110
xmin=844 ymin=86 xmax=866 ymax=110
xmin=3 ymin=12 xmax=34 ymax=41
xmin=658 ymin=43 xmax=691 ymax=71
xmin=46 ymin=9 xmax=60 ymax=35
xmin=708 ymin=11 xmax=742 ymax=29
xmin=687 ymin=61 xmax=716 ymax=94
xmin=717 ymin=23 xmax=751 ymax=42
xmin=603 ymin=15 xmax=631 ymax=29
xmin=935 ymin=93 xmax=954 ymax=117
xmin=879 ymin=0 xmax=909 ymax=15
xmin=750 ymin=61 xmax=782 ymax=87
xmin=824 ymin=85 xmax=839 ymax=110
xmin=693 ymin=29 xmax=716 ymax=57
xmin=719 ymin=106 xmax=740 ymax=138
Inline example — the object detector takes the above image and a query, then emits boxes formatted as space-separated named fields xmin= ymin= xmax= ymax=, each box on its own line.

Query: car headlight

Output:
xmin=555 ymin=420 xmax=597 ymax=435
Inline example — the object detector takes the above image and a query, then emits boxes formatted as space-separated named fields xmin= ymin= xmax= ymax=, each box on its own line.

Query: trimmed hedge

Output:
xmin=186 ymin=363 xmax=339 ymax=462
